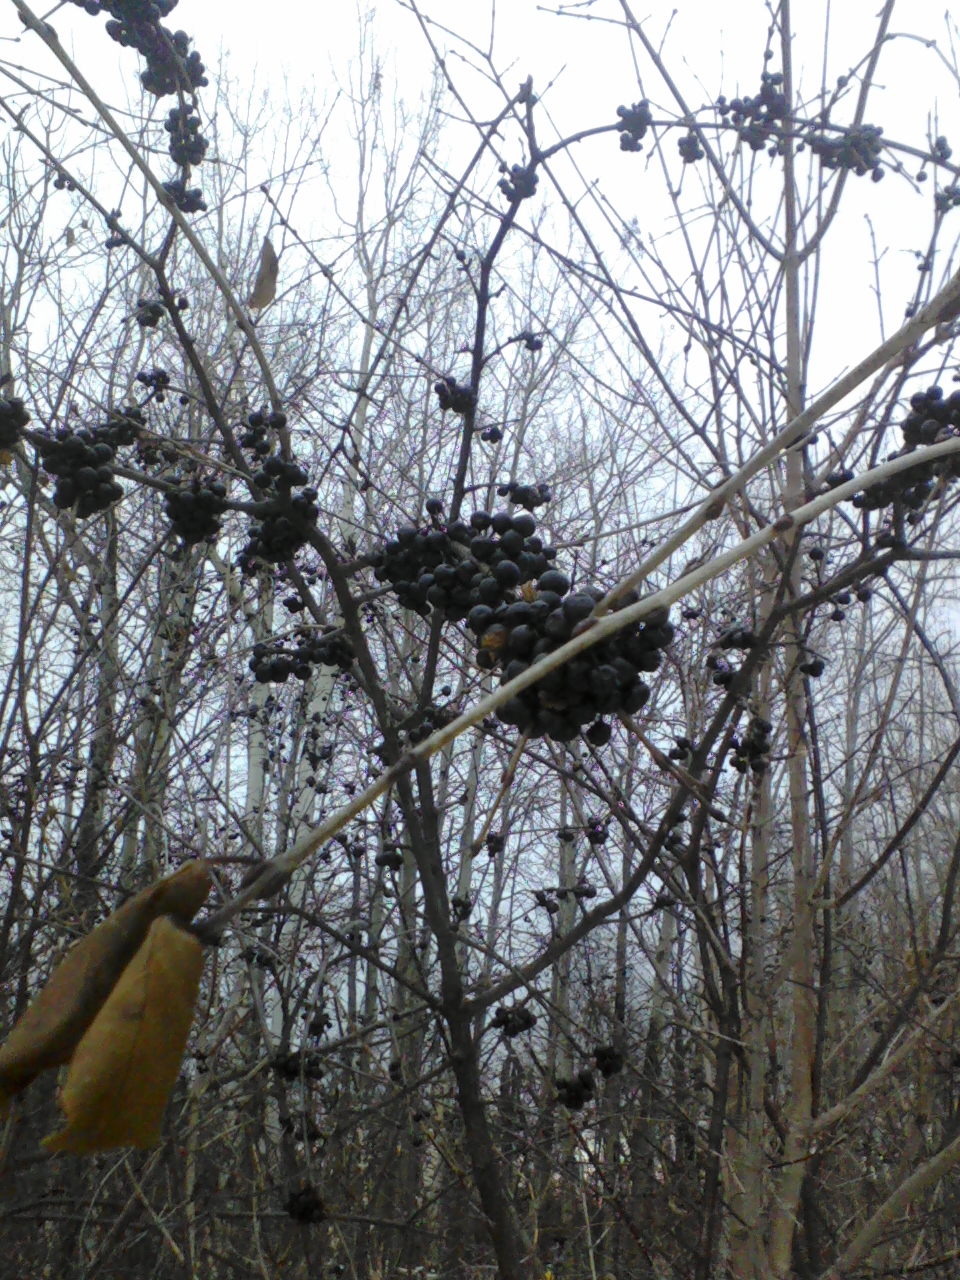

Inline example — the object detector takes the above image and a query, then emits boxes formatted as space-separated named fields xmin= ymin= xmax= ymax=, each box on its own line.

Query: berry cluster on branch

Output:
xmin=164 ymin=105 xmax=206 ymax=166
xmin=248 ymin=631 xmax=353 ymax=686
xmin=497 ymin=163 xmax=539 ymax=202
xmin=730 ymin=715 xmax=772 ymax=776
xmin=163 ymin=477 xmax=227 ymax=543
xmin=237 ymin=442 xmax=319 ymax=572
xmin=373 ymin=505 xmax=556 ymax=620
xmin=848 ymin=384 xmax=960 ymax=520
xmin=808 ymin=123 xmax=884 ymax=180
xmin=594 ymin=1045 xmax=624 ymax=1077
xmin=434 ymin=378 xmax=475 ymax=415
xmin=556 ymin=1068 xmax=595 ymax=1111
xmin=476 ymin=581 xmax=670 ymax=745
xmin=70 ymin=0 xmax=210 ymax=212
xmin=491 ymin=1005 xmax=537 ymax=1037
xmin=161 ymin=178 xmax=206 ymax=213
xmin=240 ymin=407 xmax=287 ymax=455
xmin=39 ymin=429 xmax=125 ymax=517
xmin=85 ymin=1 xmax=208 ymax=99
xmin=616 ymin=101 xmax=652 ymax=152
xmin=0 ymin=397 xmax=30 ymax=448
xmin=712 ymin=66 xmax=887 ymax=178
xmin=717 ymin=71 xmax=786 ymax=154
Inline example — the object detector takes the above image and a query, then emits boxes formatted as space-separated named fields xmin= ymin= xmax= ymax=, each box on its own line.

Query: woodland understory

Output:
xmin=4 ymin=1 xmax=960 ymax=1277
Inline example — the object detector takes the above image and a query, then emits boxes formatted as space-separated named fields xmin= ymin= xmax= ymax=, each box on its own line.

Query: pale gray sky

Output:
xmin=163 ymin=1 xmax=960 ymax=397
xmin=4 ymin=0 xmax=960 ymax=403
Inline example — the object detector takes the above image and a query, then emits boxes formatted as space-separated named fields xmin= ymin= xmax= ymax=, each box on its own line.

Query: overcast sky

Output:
xmin=175 ymin=0 xmax=957 ymax=400
xmin=5 ymin=0 xmax=960 ymax=403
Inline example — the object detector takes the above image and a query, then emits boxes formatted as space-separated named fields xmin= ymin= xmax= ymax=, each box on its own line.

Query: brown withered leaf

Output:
xmin=150 ymin=860 xmax=212 ymax=924
xmin=44 ymin=915 xmax=204 ymax=1153
xmin=0 ymin=862 xmax=210 ymax=1112
xmin=247 ymin=236 xmax=278 ymax=308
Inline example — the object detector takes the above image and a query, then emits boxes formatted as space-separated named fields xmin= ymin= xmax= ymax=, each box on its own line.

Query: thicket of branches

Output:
xmin=3 ymin=1 xmax=960 ymax=1277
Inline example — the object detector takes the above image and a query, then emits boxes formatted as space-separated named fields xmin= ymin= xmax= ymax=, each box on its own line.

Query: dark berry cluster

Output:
xmin=51 ymin=170 xmax=77 ymax=192
xmin=285 ymin=1183 xmax=324 ymax=1223
xmin=164 ymin=105 xmax=207 ymax=166
xmin=491 ymin=1005 xmax=537 ymax=1037
xmin=240 ymin=407 xmax=287 ymax=455
xmin=849 ymin=385 xmax=960 ymax=519
xmin=434 ymin=377 xmax=475 ymax=415
xmin=307 ymin=1004 xmax=332 ymax=1038
xmin=594 ymin=1045 xmax=624 ymax=1077
xmin=406 ymin=702 xmax=458 ymax=746
xmin=678 ymin=132 xmax=705 ymax=164
xmin=535 ymin=873 xmax=598 ymax=912
xmin=616 ymin=101 xmax=652 ymax=152
xmin=251 ymin=455 xmax=309 ymax=494
xmin=498 ymin=163 xmax=539 ymax=202
xmin=161 ymin=178 xmax=207 ymax=213
xmin=496 ymin=479 xmax=552 ymax=511
xmin=135 ymin=297 xmax=164 ymax=328
xmin=729 ymin=715 xmax=772 ymax=775
xmin=706 ymin=653 xmax=734 ymax=688
xmin=478 ymin=584 xmax=670 ymax=745
xmin=373 ymin=507 xmax=556 ymax=620
xmin=272 ymin=1048 xmax=324 ymax=1081
xmin=716 ymin=624 xmax=756 ymax=652
xmin=71 ymin=0 xmax=209 ymax=210
xmin=583 ymin=817 xmax=609 ymax=847
xmin=451 ymin=894 xmax=473 ymax=922
xmin=556 ymin=1068 xmax=595 ymax=1110
xmin=375 ymin=846 xmax=404 ymax=871
xmin=828 ymin=591 xmax=854 ymax=622
xmin=238 ymin=461 xmax=318 ymax=572
xmin=96 ymin=2 xmax=208 ymax=98
xmin=663 ymin=816 xmax=687 ymax=854
xmin=248 ymin=630 xmax=353 ymax=685
xmin=534 ymin=887 xmax=559 ymax=916
xmin=94 ymin=405 xmax=145 ymax=450
xmin=135 ymin=366 xmax=171 ymax=402
xmin=164 ymin=477 xmax=227 ymax=542
xmin=717 ymin=71 xmax=786 ymax=154
xmin=800 ymin=654 xmax=825 ymax=678
xmin=705 ymin=621 xmax=756 ymax=687
xmin=808 ymin=124 xmax=884 ymax=180
xmin=0 ymin=397 xmax=30 ymax=449
xmin=39 ymin=430 xmax=125 ymax=517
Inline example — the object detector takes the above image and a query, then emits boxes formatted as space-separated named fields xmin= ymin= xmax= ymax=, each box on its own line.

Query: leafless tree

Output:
xmin=3 ymin=1 xmax=960 ymax=1277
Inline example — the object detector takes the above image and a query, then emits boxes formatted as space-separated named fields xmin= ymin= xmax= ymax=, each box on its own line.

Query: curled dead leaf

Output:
xmin=150 ymin=860 xmax=213 ymax=923
xmin=0 ymin=862 xmax=210 ymax=1113
xmin=247 ymin=236 xmax=278 ymax=309
xmin=44 ymin=915 xmax=204 ymax=1153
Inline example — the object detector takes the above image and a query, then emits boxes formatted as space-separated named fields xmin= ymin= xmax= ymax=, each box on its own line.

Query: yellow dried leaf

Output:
xmin=150 ymin=860 xmax=213 ymax=924
xmin=247 ymin=236 xmax=278 ymax=308
xmin=44 ymin=915 xmax=204 ymax=1154
xmin=0 ymin=862 xmax=209 ymax=1112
